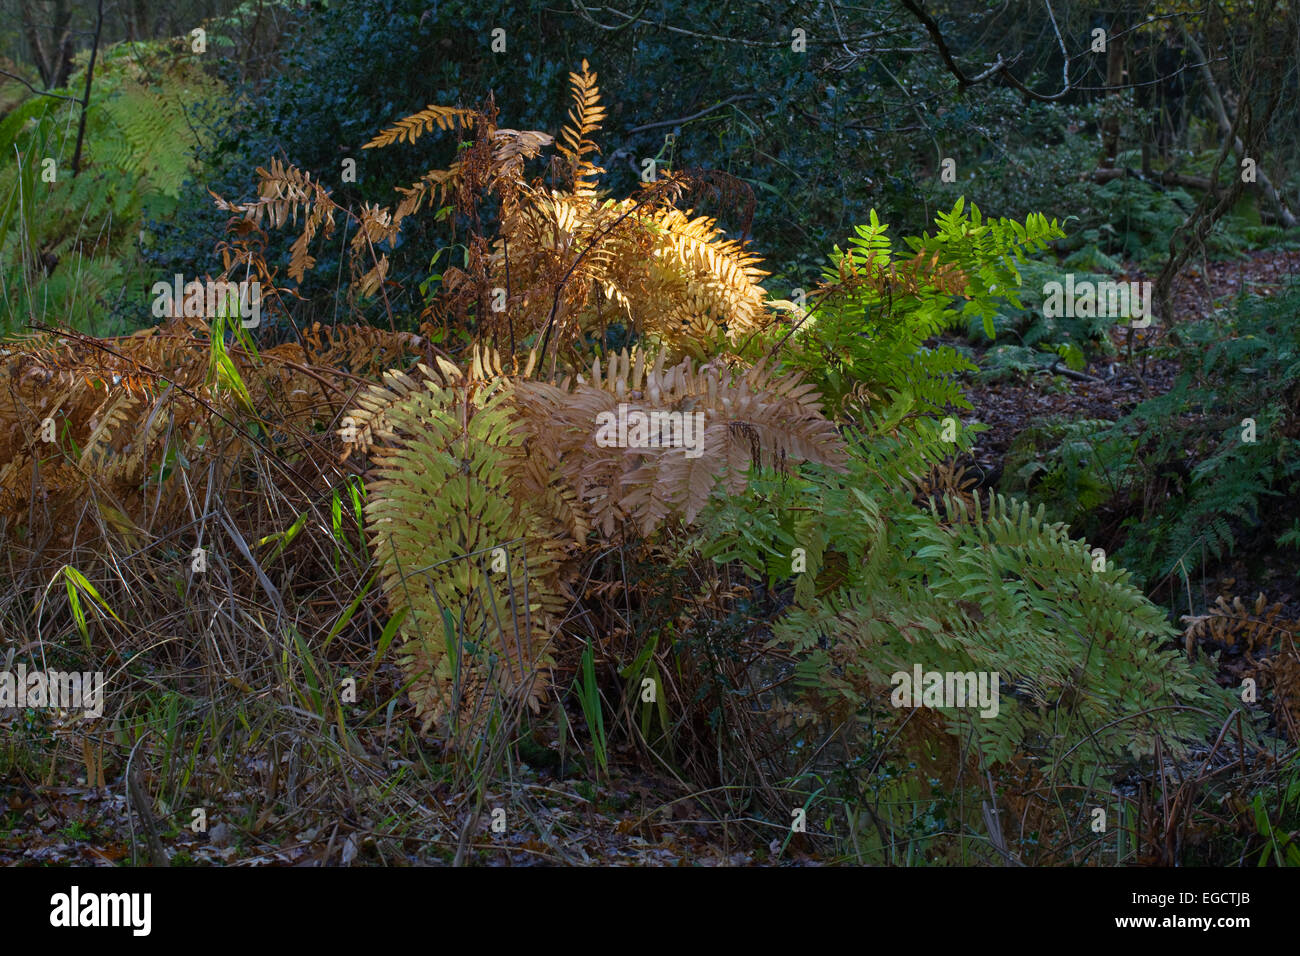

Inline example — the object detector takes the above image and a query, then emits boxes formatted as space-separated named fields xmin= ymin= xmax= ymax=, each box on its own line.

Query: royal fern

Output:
xmin=340 ymin=344 xmax=845 ymax=736
xmin=219 ymin=60 xmax=774 ymax=359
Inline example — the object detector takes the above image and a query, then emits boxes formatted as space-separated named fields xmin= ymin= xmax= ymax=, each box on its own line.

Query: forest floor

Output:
xmin=965 ymin=248 xmax=1300 ymax=622
xmin=4 ymin=249 xmax=1299 ymax=866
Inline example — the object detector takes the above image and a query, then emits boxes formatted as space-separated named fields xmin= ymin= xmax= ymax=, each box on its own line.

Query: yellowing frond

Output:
xmin=558 ymin=59 xmax=606 ymax=196
xmin=364 ymin=104 xmax=480 ymax=149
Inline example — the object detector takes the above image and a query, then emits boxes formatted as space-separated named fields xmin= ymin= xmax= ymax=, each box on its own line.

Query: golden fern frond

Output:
xmin=363 ymin=104 xmax=480 ymax=150
xmin=914 ymin=459 xmax=978 ymax=510
xmin=298 ymin=322 xmax=427 ymax=378
xmin=1180 ymin=593 xmax=1300 ymax=742
xmin=635 ymin=207 xmax=771 ymax=345
xmin=288 ymin=213 xmax=324 ymax=282
xmin=349 ymin=202 xmax=397 ymax=251
xmin=346 ymin=202 xmax=399 ymax=296
xmin=353 ymin=256 xmax=388 ymax=299
xmin=615 ymin=358 xmax=845 ymax=530
xmin=493 ymin=128 xmax=554 ymax=165
xmin=394 ymin=166 xmax=462 ymax=227
xmin=80 ymin=392 xmax=142 ymax=469
xmin=213 ymin=158 xmax=334 ymax=234
xmin=0 ymin=319 xmax=373 ymax=585
xmin=211 ymin=159 xmax=340 ymax=283
xmin=558 ymin=59 xmax=606 ymax=196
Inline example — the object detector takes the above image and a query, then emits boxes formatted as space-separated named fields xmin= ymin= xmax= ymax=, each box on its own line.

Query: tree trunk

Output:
xmin=20 ymin=0 xmax=76 ymax=90
xmin=1099 ymin=25 xmax=1126 ymax=168
xmin=1184 ymin=31 xmax=1296 ymax=229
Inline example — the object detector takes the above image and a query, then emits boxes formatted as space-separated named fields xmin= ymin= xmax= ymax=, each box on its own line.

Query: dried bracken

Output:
xmin=342 ymin=345 xmax=845 ymax=737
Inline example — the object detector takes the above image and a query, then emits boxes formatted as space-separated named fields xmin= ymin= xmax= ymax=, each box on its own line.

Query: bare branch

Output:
xmin=0 ymin=68 xmax=81 ymax=103
xmin=625 ymin=94 xmax=764 ymax=134
xmin=899 ymin=0 xmax=1072 ymax=101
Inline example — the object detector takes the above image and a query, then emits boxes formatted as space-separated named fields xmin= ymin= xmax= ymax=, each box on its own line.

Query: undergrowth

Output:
xmin=0 ymin=60 xmax=1292 ymax=868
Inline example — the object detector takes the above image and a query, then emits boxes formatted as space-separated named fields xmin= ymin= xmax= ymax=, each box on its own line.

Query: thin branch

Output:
xmin=1186 ymin=30 xmax=1295 ymax=229
xmin=625 ymin=94 xmax=764 ymax=134
xmin=0 ymin=69 xmax=81 ymax=103
xmin=70 ymin=0 xmax=106 ymax=177
xmin=899 ymin=0 xmax=1072 ymax=100
xmin=571 ymin=0 xmax=898 ymax=47
xmin=899 ymin=0 xmax=980 ymax=88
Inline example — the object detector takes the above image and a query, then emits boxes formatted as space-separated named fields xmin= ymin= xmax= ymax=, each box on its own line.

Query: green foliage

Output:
xmin=975 ymin=343 xmax=1052 ymax=382
xmin=361 ymin=373 xmax=557 ymax=739
xmin=89 ymin=70 xmax=208 ymax=204
xmin=1114 ymin=281 xmax=1300 ymax=586
xmin=1006 ymin=281 xmax=1300 ymax=590
xmin=896 ymin=200 xmax=1065 ymax=339
xmin=693 ymin=402 xmax=1231 ymax=788
xmin=1066 ymin=174 xmax=1257 ymax=268
xmin=1253 ymin=756 xmax=1300 ymax=866
xmin=926 ymin=94 xmax=1101 ymax=226
xmin=975 ymin=260 xmax=1117 ymax=344
xmin=693 ymin=214 xmax=1233 ymax=797
xmin=0 ymin=42 xmax=224 ymax=334
xmin=1077 ymin=177 xmax=1199 ymax=266
xmin=574 ymin=645 xmax=609 ymax=778
xmin=1000 ymin=419 xmax=1136 ymax=531
xmin=971 ymin=258 xmax=1120 ymax=382
xmin=756 ymin=200 xmax=1063 ymax=418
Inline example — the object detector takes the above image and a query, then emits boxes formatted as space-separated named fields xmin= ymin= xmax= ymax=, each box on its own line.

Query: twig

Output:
xmin=125 ymin=731 xmax=170 ymax=867
xmin=0 ymin=69 xmax=81 ymax=103
xmin=625 ymin=94 xmax=764 ymax=134
xmin=1045 ymin=361 xmax=1101 ymax=382
xmin=900 ymin=0 xmax=1074 ymax=101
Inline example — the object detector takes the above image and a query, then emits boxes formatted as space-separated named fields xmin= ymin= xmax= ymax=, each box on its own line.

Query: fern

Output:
xmin=1113 ymin=281 xmax=1300 ymax=584
xmin=341 ymin=344 xmax=844 ymax=737
xmin=756 ymin=201 xmax=1064 ymax=418
xmin=0 ymin=40 xmax=224 ymax=333
xmin=224 ymin=61 xmax=774 ymax=360
xmin=681 ymin=211 xmax=1234 ymax=791
xmin=363 ymin=105 xmax=478 ymax=150
xmin=999 ymin=418 xmax=1136 ymax=529
xmin=693 ymin=415 xmax=1235 ymax=786
xmin=556 ymin=59 xmax=606 ymax=197
xmin=357 ymin=362 xmax=563 ymax=739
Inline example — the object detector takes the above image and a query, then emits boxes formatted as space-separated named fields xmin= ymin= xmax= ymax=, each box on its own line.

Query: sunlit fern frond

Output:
xmin=213 ymin=158 xmax=334 ymax=234
xmin=363 ymin=104 xmax=480 ymax=150
xmin=393 ymin=166 xmax=462 ymax=227
xmin=557 ymin=59 xmax=606 ymax=197
xmin=632 ymin=206 xmax=771 ymax=347
xmin=514 ymin=348 xmax=846 ymax=536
